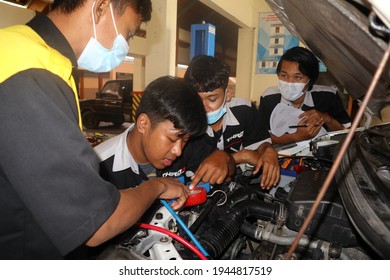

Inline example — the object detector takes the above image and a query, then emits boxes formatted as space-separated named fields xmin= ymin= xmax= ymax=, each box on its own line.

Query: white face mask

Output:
xmin=207 ymin=102 xmax=227 ymax=124
xmin=77 ymin=2 xmax=129 ymax=73
xmin=278 ymin=79 xmax=308 ymax=102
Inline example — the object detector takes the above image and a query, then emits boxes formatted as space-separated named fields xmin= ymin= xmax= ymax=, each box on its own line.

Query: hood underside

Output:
xmin=265 ymin=0 xmax=390 ymax=117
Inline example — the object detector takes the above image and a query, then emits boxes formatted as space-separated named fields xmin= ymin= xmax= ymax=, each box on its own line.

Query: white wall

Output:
xmin=145 ymin=0 xmax=178 ymax=85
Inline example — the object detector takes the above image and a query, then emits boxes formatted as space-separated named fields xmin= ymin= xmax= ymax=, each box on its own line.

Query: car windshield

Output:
xmin=101 ymin=82 xmax=122 ymax=99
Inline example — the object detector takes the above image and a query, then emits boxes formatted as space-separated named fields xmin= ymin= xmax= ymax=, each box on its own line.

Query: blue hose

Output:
xmin=160 ymin=199 xmax=209 ymax=258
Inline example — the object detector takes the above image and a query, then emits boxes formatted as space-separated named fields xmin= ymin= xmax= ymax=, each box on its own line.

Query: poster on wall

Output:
xmin=256 ymin=12 xmax=299 ymax=74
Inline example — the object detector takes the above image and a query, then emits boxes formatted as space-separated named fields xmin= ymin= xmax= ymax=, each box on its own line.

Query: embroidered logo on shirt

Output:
xmin=226 ymin=131 xmax=244 ymax=143
xmin=161 ymin=167 xmax=186 ymax=178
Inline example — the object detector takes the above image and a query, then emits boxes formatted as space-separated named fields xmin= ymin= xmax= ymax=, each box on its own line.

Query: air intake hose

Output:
xmin=199 ymin=199 xmax=280 ymax=259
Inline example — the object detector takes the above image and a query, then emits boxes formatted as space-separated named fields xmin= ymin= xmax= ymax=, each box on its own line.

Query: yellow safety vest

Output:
xmin=0 ymin=25 xmax=82 ymax=129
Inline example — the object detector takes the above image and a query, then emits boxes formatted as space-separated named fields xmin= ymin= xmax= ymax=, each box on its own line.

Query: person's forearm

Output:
xmin=257 ymin=142 xmax=276 ymax=156
xmin=86 ymin=183 xmax=163 ymax=247
xmin=324 ymin=115 xmax=344 ymax=131
xmin=226 ymin=152 xmax=237 ymax=178
xmin=231 ymin=149 xmax=248 ymax=165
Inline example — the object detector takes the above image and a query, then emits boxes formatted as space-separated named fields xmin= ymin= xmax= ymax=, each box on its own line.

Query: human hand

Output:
xmin=253 ymin=145 xmax=280 ymax=190
xmin=292 ymin=110 xmax=324 ymax=140
xmin=151 ymin=177 xmax=190 ymax=210
xmin=299 ymin=109 xmax=326 ymax=127
xmin=293 ymin=121 xmax=323 ymax=140
xmin=189 ymin=150 xmax=234 ymax=189
xmin=300 ymin=109 xmax=345 ymax=131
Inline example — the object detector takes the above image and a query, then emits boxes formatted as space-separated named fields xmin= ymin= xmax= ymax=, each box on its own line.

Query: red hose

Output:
xmin=138 ymin=223 xmax=208 ymax=260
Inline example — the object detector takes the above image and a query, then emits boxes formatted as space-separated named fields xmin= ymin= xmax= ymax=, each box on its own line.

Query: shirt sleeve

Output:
xmin=258 ymin=96 xmax=272 ymax=132
xmin=0 ymin=70 xmax=120 ymax=255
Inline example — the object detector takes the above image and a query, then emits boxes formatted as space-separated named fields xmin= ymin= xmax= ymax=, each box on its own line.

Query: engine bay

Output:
xmin=90 ymin=0 xmax=390 ymax=261
xmin=96 ymin=125 xmax=389 ymax=260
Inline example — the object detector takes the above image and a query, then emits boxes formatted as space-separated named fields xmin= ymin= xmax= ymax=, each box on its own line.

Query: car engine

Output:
xmin=97 ymin=128 xmax=387 ymax=260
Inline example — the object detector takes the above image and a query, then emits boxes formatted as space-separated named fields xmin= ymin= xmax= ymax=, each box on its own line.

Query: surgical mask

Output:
xmin=78 ymin=3 xmax=129 ymax=73
xmin=207 ymin=92 xmax=227 ymax=124
xmin=278 ymin=79 xmax=308 ymax=102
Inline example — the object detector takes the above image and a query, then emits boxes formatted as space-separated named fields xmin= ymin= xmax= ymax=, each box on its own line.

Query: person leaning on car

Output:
xmin=258 ymin=46 xmax=352 ymax=145
xmin=0 ymin=0 xmax=192 ymax=260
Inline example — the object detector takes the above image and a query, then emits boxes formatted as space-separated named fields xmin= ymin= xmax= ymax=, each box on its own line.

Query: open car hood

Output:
xmin=265 ymin=0 xmax=390 ymax=117
xmin=266 ymin=0 xmax=390 ymax=259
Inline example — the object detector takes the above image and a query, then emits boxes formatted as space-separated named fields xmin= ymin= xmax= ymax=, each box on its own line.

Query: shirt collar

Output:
xmin=206 ymin=106 xmax=239 ymax=137
xmin=280 ymin=90 xmax=314 ymax=108
xmin=26 ymin=13 xmax=79 ymax=91
xmin=223 ymin=105 xmax=240 ymax=127
xmin=111 ymin=124 xmax=140 ymax=173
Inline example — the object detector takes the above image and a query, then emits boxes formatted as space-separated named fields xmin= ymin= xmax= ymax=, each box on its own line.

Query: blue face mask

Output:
xmin=78 ymin=3 xmax=129 ymax=73
xmin=206 ymin=92 xmax=227 ymax=124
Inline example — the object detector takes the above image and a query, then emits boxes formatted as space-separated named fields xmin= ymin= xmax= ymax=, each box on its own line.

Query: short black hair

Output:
xmin=136 ymin=76 xmax=207 ymax=137
xmin=51 ymin=0 xmax=152 ymax=22
xmin=277 ymin=46 xmax=319 ymax=91
xmin=184 ymin=55 xmax=230 ymax=93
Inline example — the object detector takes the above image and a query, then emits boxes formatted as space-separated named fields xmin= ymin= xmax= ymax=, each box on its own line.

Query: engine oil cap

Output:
xmin=185 ymin=186 xmax=207 ymax=207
